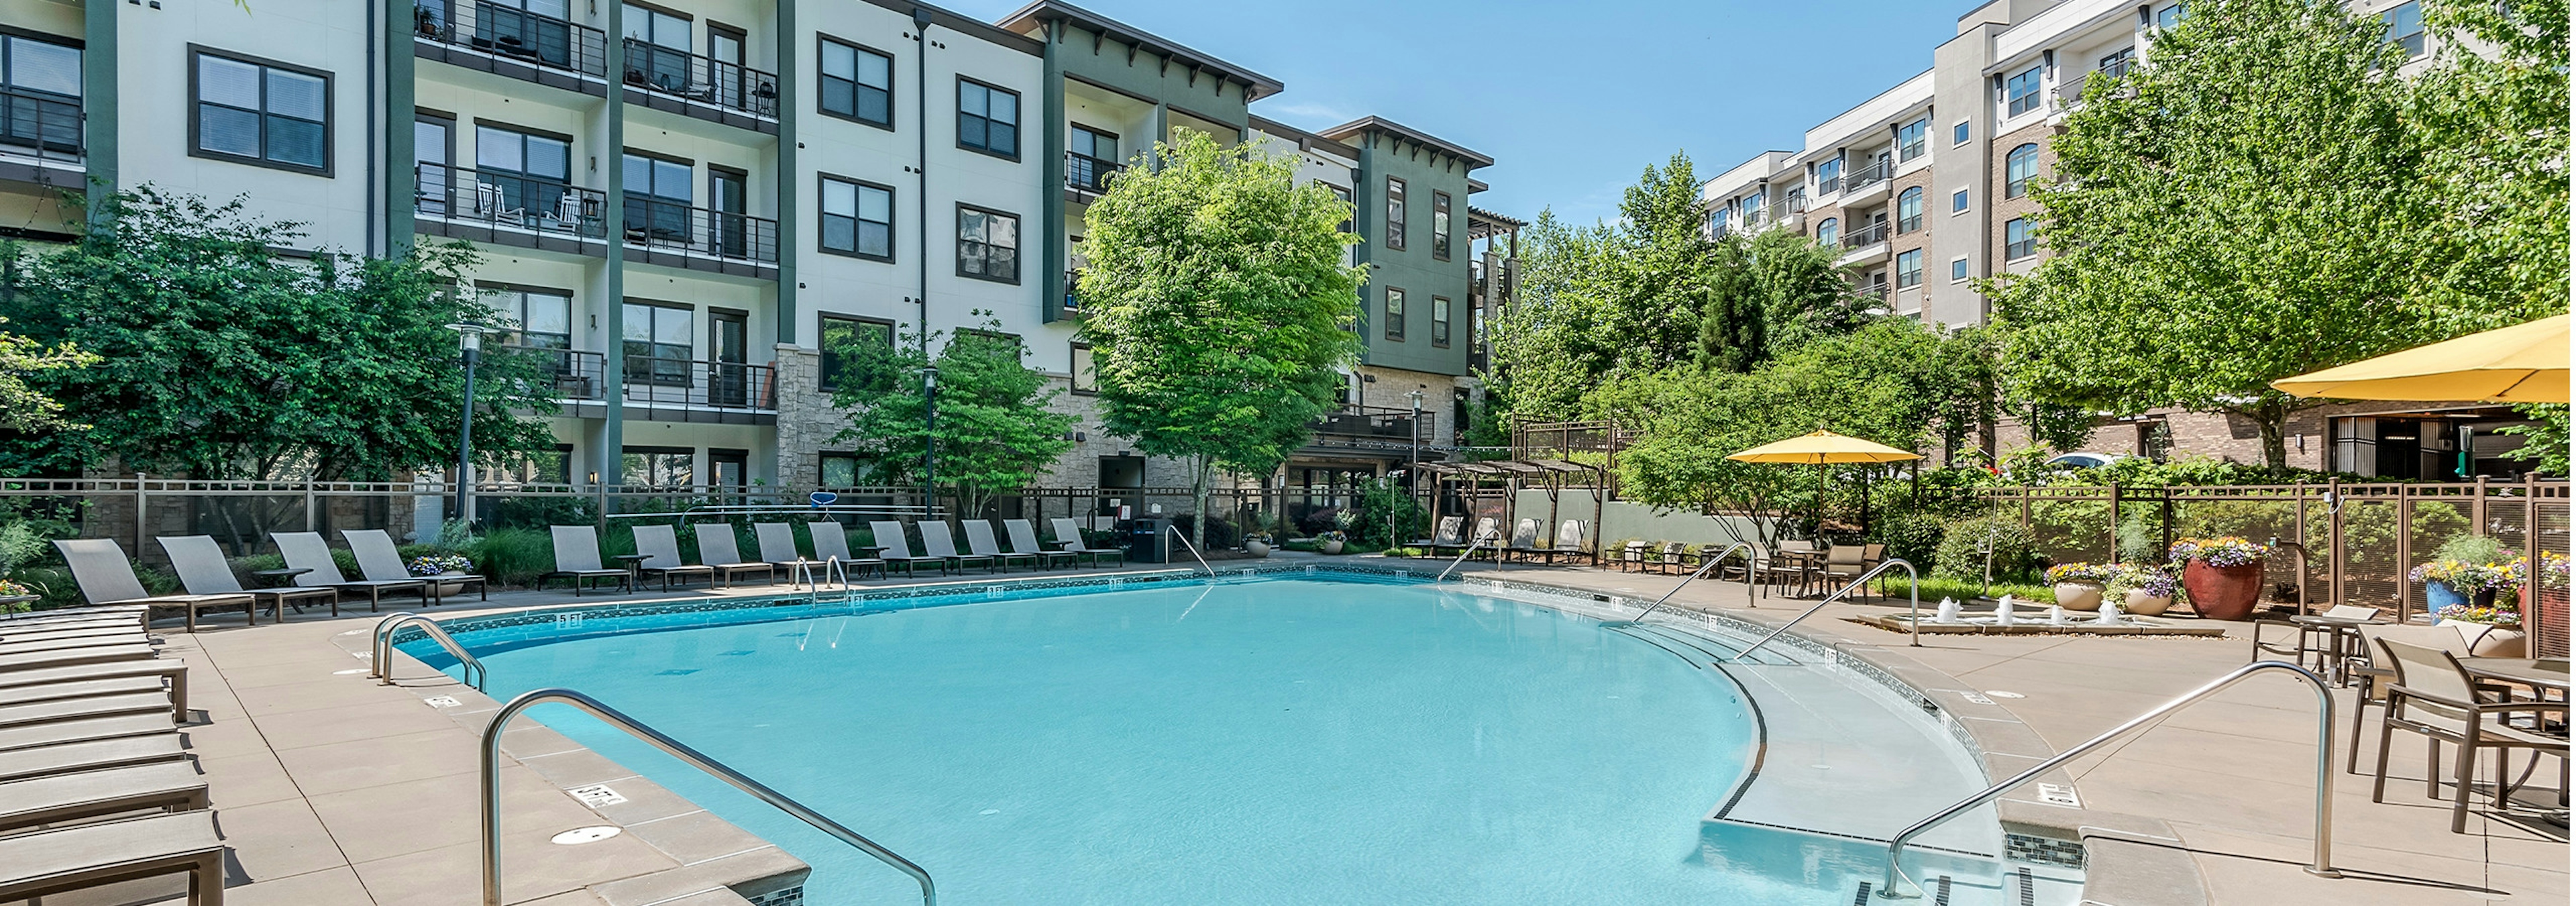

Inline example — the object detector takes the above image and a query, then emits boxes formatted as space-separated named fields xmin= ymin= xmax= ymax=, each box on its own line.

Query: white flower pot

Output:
xmin=2121 ymin=589 xmax=2175 ymax=617
xmin=1320 ymin=540 xmax=1344 ymax=555
xmin=1244 ymin=540 xmax=1271 ymax=558
xmin=430 ymin=572 xmax=469 ymax=597
xmin=2053 ymin=581 xmax=2106 ymax=612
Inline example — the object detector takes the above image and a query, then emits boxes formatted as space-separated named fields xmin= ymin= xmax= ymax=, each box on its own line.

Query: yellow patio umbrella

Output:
xmin=1729 ymin=430 xmax=1923 ymax=534
xmin=2270 ymin=314 xmax=2569 ymax=403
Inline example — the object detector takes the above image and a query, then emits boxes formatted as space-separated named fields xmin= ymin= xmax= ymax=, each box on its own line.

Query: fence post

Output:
xmin=2107 ymin=486 xmax=2121 ymax=562
xmin=2159 ymin=486 xmax=2174 ymax=556
xmin=305 ymin=482 xmax=318 ymax=533
xmin=2473 ymin=476 xmax=2489 ymax=535
xmin=133 ymin=472 xmax=147 ymax=556
xmin=2326 ymin=479 xmax=2345 ymax=611
xmin=2294 ymin=482 xmax=2308 ymax=604
xmin=2395 ymin=485 xmax=2414 ymax=623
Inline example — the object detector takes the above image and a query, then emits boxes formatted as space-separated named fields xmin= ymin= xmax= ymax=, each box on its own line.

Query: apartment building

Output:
xmin=0 ymin=0 xmax=1507 ymax=499
xmin=1697 ymin=0 xmax=2530 ymax=479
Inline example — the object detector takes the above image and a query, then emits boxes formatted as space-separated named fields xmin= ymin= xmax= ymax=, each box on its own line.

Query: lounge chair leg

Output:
xmin=2453 ymin=729 xmax=2479 ymax=833
xmin=2371 ymin=712 xmax=2396 ymax=803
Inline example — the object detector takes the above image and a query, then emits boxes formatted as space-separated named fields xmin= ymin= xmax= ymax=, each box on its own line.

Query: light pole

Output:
xmin=1405 ymin=387 xmax=1425 ymax=483
xmin=920 ymin=365 xmax=939 ymax=518
xmin=446 ymin=323 xmax=490 ymax=527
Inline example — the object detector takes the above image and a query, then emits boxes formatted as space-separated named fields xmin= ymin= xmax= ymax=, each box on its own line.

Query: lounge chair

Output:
xmin=0 ymin=692 xmax=174 ymax=729
xmin=52 ymin=540 xmax=258 ymax=634
xmin=0 ymin=810 xmax=225 ymax=906
xmin=0 ymin=734 xmax=188 ymax=781
xmin=346 ymin=529 xmax=486 ymax=604
xmin=692 ymin=524 xmax=775 ymax=588
xmin=1 ymin=604 xmax=151 ymax=623
xmin=961 ymin=521 xmax=1034 ymax=570
xmin=0 ymin=676 xmax=170 ymax=711
xmin=917 ymin=521 xmax=994 ymax=574
xmin=272 ymin=532 xmax=428 ymax=613
xmin=629 ymin=525 xmax=714 ymax=591
xmin=0 ymin=760 xmax=205 ymax=834
xmin=868 ymin=521 xmax=945 ymax=578
xmin=0 ymin=662 xmax=191 ymax=717
xmin=1004 ymin=519 xmax=1077 ymax=570
xmin=540 ymin=525 xmax=633 ymax=596
xmin=1432 ymin=517 xmax=1495 ymax=558
xmin=1 ymin=621 xmax=149 ymax=644
xmin=0 ymin=636 xmax=147 ymax=656
xmin=1049 ymin=518 xmax=1124 ymax=568
xmin=1519 ymin=519 xmax=1588 ymax=566
xmin=807 ymin=521 xmax=885 ymax=581
xmin=0 ymin=644 xmax=158 ymax=672
xmin=1500 ymin=519 xmax=1542 ymax=563
xmin=0 ymin=713 xmax=178 ymax=753
xmin=1414 ymin=515 xmax=1464 ymax=550
xmin=158 ymin=535 xmax=336 ymax=621
xmin=753 ymin=523 xmax=822 ymax=584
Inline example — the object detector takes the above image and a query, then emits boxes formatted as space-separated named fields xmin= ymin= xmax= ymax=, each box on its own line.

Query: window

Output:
xmin=474 ymin=124 xmax=572 ymax=217
xmin=1383 ymin=287 xmax=1405 ymax=341
xmin=819 ymin=175 xmax=892 ymax=260
xmin=818 ymin=38 xmax=892 ymax=127
xmin=956 ymin=205 xmax=1020 ymax=283
xmin=1432 ymin=191 xmax=1452 ymax=260
xmin=2098 ymin=46 xmax=2137 ymax=80
xmin=1328 ymin=183 xmax=1354 ymax=234
xmin=1950 ymin=257 xmax=1970 ymax=283
xmin=819 ymin=453 xmax=859 ymax=488
xmin=2154 ymin=2 xmax=2185 ymax=30
xmin=622 ymin=447 xmax=693 ymax=488
xmin=496 ymin=444 xmax=574 ymax=485
xmin=1951 ymin=188 xmax=1970 ymax=213
xmin=191 ymin=50 xmax=329 ymax=174
xmin=2381 ymin=2 xmax=2425 ymax=59
xmin=1817 ymin=157 xmax=1842 ymax=193
xmin=2005 ymin=64 xmax=2043 ymax=117
xmin=1896 ymin=117 xmax=1929 ymax=162
xmin=0 ymin=35 xmax=78 ymax=156
xmin=1951 ymin=120 xmax=1970 ymax=146
xmin=1431 ymin=296 xmax=1451 ymax=348
xmin=622 ymin=151 xmax=692 ymax=241
xmin=957 ymin=79 xmax=1019 ymax=158
xmin=1895 ymin=249 xmax=1923 ymax=289
xmin=1069 ymin=125 xmax=1118 ymax=193
xmin=1815 ymin=217 xmax=1838 ymax=246
xmin=1896 ymin=187 xmax=1923 ymax=234
xmin=817 ymin=313 xmax=891 ymax=391
xmin=1383 ymin=177 xmax=1406 ymax=250
xmin=621 ymin=3 xmax=691 ymax=94
xmin=2004 ymin=217 xmax=2035 ymax=260
xmin=623 ymin=301 xmax=692 ymax=385
xmin=1707 ymin=208 xmax=1729 ymax=238
xmin=484 ymin=287 xmax=572 ymax=350
xmin=1070 ymin=342 xmax=1097 ymax=394
xmin=2004 ymin=144 xmax=2039 ymax=199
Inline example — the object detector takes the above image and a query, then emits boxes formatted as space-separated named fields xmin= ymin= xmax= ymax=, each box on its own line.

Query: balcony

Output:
xmin=507 ymin=346 xmax=777 ymax=425
xmin=1839 ymin=156 xmax=1893 ymax=207
xmin=1305 ymin=405 xmax=1426 ymax=456
xmin=413 ymin=1 xmax=610 ymax=96
xmin=414 ymin=165 xmax=608 ymax=255
xmin=622 ymin=195 xmax=779 ymax=278
xmin=1065 ymin=151 xmax=1124 ymax=199
xmin=622 ymin=40 xmax=777 ymax=134
xmin=1836 ymin=220 xmax=1891 ymax=266
xmin=0 ymin=87 xmax=83 ymax=188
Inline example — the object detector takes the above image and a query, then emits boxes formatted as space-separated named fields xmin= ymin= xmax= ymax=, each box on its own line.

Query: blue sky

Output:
xmin=947 ymin=0 xmax=1965 ymax=226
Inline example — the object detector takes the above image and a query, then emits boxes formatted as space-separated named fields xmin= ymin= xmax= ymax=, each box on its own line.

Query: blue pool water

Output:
xmin=429 ymin=576 xmax=1996 ymax=903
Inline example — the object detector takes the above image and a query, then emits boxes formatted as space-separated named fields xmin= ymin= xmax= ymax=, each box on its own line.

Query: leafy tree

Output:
xmin=0 ymin=188 xmax=557 ymax=479
xmin=827 ymin=316 xmax=1075 ymax=518
xmin=1483 ymin=209 xmax=1617 ymax=421
xmin=0 ymin=319 xmax=93 ymax=432
xmin=1078 ymin=133 xmax=1364 ymax=544
xmin=1743 ymin=228 xmax=1876 ymax=358
xmin=1984 ymin=0 xmax=2530 ymax=468
xmin=2410 ymin=0 xmax=2567 ymax=319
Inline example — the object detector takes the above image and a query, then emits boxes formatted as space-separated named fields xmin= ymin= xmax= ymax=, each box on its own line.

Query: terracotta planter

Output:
xmin=2052 ymin=581 xmax=2106 ymax=612
xmin=2528 ymin=586 xmax=2569 ymax=658
xmin=2121 ymin=589 xmax=2176 ymax=617
xmin=1244 ymin=540 xmax=1271 ymax=558
xmin=2451 ymin=621 xmax=2528 ymax=657
xmin=2180 ymin=559 xmax=2265 ymax=621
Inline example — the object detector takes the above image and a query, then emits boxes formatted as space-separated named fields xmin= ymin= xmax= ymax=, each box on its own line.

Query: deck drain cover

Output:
xmin=551 ymin=825 xmax=623 ymax=846
xmin=423 ymin=696 xmax=462 ymax=708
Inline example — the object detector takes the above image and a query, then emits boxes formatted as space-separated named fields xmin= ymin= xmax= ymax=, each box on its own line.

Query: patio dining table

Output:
xmin=2462 ymin=657 xmax=2570 ymax=697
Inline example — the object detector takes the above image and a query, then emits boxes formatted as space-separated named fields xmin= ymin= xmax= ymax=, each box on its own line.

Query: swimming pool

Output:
xmin=411 ymin=571 xmax=2063 ymax=904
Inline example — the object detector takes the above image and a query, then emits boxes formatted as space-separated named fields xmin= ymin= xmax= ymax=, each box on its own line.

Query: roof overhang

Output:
xmin=1318 ymin=116 xmax=1496 ymax=170
xmin=997 ymin=0 xmax=1286 ymax=101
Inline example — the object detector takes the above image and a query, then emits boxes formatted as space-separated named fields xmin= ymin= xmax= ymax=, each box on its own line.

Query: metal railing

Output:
xmin=499 ymin=346 xmax=780 ymax=411
xmin=623 ymin=39 xmax=778 ymax=119
xmin=415 ymin=165 xmax=607 ymax=239
xmin=1841 ymin=220 xmax=1892 ymax=249
xmin=1065 ymin=151 xmax=1123 ymax=195
xmin=1611 ymin=542 xmax=1757 ymax=625
xmin=623 ymin=195 xmax=780 ymax=263
xmin=1842 ymin=156 xmax=1892 ymax=194
xmin=414 ymin=0 xmax=610 ymax=78
xmin=1732 ymin=558 xmax=1918 ymax=662
xmin=1877 ymin=660 xmax=2337 ymax=898
xmin=1164 ymin=524 xmax=1212 ymax=577
xmin=1435 ymin=527 xmax=1503 ymax=581
xmin=1308 ymin=405 xmax=1423 ymax=451
xmin=370 ymin=612 xmax=488 ymax=691
xmin=480 ymin=687 xmax=934 ymax=906
xmin=0 ymin=87 xmax=82 ymax=164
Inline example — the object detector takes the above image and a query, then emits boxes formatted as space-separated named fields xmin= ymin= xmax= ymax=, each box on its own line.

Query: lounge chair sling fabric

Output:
xmin=1005 ymin=520 xmax=1077 ymax=568
xmin=0 ymin=734 xmax=187 ymax=781
xmin=869 ymin=521 xmax=944 ymax=577
xmin=803 ymin=521 xmax=883 ymax=580
xmin=274 ymin=532 xmax=428 ymax=612
xmin=0 ymin=692 xmax=174 ymax=729
xmin=543 ymin=526 xmax=632 ymax=596
xmin=0 ymin=663 xmax=189 ymax=717
xmin=630 ymin=525 xmax=714 ymax=591
xmin=918 ymin=522 xmax=995 ymax=572
xmin=1049 ymin=518 xmax=1123 ymax=567
xmin=0 ymin=713 xmax=176 ymax=754
xmin=160 ymin=534 xmax=338 ymax=620
xmin=0 ymin=809 xmax=226 ymax=906
xmin=1431 ymin=516 xmax=1464 ymax=546
xmin=755 ymin=523 xmax=808 ymax=568
xmin=52 ymin=540 xmax=256 ymax=633
xmin=0 ymin=645 xmax=158 ymax=672
xmin=347 ymin=529 xmax=486 ymax=603
xmin=0 ymin=760 xmax=206 ymax=834
xmin=693 ymin=524 xmax=775 ymax=588
xmin=962 ymin=521 xmax=1033 ymax=570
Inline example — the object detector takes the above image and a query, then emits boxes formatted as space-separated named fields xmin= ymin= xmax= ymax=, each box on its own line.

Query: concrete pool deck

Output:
xmin=42 ymin=552 xmax=2564 ymax=905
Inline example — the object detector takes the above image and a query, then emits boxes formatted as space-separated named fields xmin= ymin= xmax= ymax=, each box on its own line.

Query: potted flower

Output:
xmin=2044 ymin=562 xmax=2123 ymax=612
xmin=2168 ymin=537 xmax=2270 ymax=621
xmin=1316 ymin=530 xmax=1347 ymax=555
xmin=0 ymin=577 xmax=34 ymax=612
xmin=2433 ymin=603 xmax=2526 ymax=657
xmin=1244 ymin=532 xmax=1274 ymax=558
xmin=2106 ymin=564 xmax=2179 ymax=616
xmin=408 ymin=553 xmax=475 ymax=597
xmin=2411 ymin=559 xmax=2510 ymax=613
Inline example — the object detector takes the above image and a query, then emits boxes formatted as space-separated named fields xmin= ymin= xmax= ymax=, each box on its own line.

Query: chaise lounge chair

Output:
xmin=1415 ymin=515 xmax=1464 ymax=552
xmin=0 ymin=662 xmax=191 ymax=717
xmin=272 ymin=532 xmax=429 ymax=613
xmin=52 ymin=540 xmax=258 ymax=634
xmin=159 ymin=535 xmax=337 ymax=621
xmin=807 ymin=521 xmax=885 ymax=581
xmin=0 ymin=760 xmax=206 ymax=834
xmin=753 ymin=523 xmax=822 ymax=585
xmin=539 ymin=525 xmax=633 ymax=596
xmin=629 ymin=525 xmax=714 ymax=592
xmin=916 ymin=521 xmax=994 ymax=574
xmin=961 ymin=520 xmax=1034 ymax=571
xmin=0 ymin=692 xmax=176 ymax=730
xmin=346 ymin=530 xmax=486 ymax=605
xmin=867 ymin=521 xmax=945 ymax=578
xmin=1005 ymin=519 xmax=1077 ymax=570
xmin=0 ymin=734 xmax=188 ymax=781
xmin=692 ymin=524 xmax=775 ymax=588
xmin=1049 ymin=518 xmax=1124 ymax=568
xmin=0 ymin=810 xmax=226 ymax=906
xmin=0 ymin=713 xmax=180 ymax=753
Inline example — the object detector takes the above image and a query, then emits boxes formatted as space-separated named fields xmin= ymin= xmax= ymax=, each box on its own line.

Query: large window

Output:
xmin=819 ymin=175 xmax=892 ymax=260
xmin=1896 ymin=116 xmax=1928 ymax=162
xmin=2004 ymin=217 xmax=2036 ymax=260
xmin=1896 ymin=187 xmax=1924 ymax=234
xmin=623 ymin=151 xmax=693 ymax=242
xmin=1383 ymin=287 xmax=1405 ymax=341
xmin=1815 ymin=217 xmax=1839 ymax=246
xmin=623 ymin=301 xmax=692 ymax=384
xmin=2098 ymin=46 xmax=2137 ymax=80
xmin=957 ymin=78 xmax=1019 ymax=158
xmin=2005 ymin=64 xmax=2043 ymax=117
xmin=2381 ymin=2 xmax=2425 ymax=60
xmin=818 ymin=313 xmax=892 ymax=391
xmin=1069 ymin=342 xmax=1096 ymax=394
xmin=1432 ymin=296 xmax=1452 ymax=348
xmin=1895 ymin=248 xmax=1923 ymax=289
xmin=1817 ymin=157 xmax=1842 ymax=193
xmin=485 ymin=287 xmax=573 ymax=350
xmin=475 ymin=124 xmax=572 ymax=218
xmin=1432 ymin=191 xmax=1452 ymax=260
xmin=818 ymin=38 xmax=892 ymax=127
xmin=192 ymin=50 xmax=329 ymax=174
xmin=2155 ymin=2 xmax=2186 ymax=30
xmin=1384 ymin=177 xmax=1406 ymax=250
xmin=622 ymin=447 xmax=694 ymax=488
xmin=0 ymin=34 xmax=79 ymax=156
xmin=956 ymin=205 xmax=1019 ymax=283
xmin=2004 ymin=144 xmax=2039 ymax=199
xmin=819 ymin=452 xmax=859 ymax=488
xmin=620 ymin=3 xmax=691 ymax=94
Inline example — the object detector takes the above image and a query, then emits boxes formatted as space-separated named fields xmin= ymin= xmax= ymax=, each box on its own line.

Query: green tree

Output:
xmin=1078 ymin=133 xmax=1364 ymax=544
xmin=1985 ymin=0 xmax=2527 ymax=468
xmin=2410 ymin=0 xmax=2568 ymax=319
xmin=828 ymin=317 xmax=1075 ymax=518
xmin=0 ymin=319 xmax=93 ymax=433
xmin=0 ymin=188 xmax=557 ymax=479
xmin=1745 ymin=228 xmax=1876 ymax=358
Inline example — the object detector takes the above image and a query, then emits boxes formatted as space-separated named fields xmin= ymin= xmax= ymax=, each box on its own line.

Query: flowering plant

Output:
xmin=407 ymin=554 xmax=474 ymax=576
xmin=2044 ymin=562 xmax=2123 ymax=583
xmin=2505 ymin=551 xmax=2571 ymax=590
xmin=0 ymin=578 xmax=30 ymax=598
xmin=2408 ymin=559 xmax=2514 ymax=591
xmin=1316 ymin=530 xmax=1347 ymax=543
xmin=2167 ymin=536 xmax=2269 ymax=568
xmin=2434 ymin=603 xmax=2521 ymax=627
xmin=2106 ymin=564 xmax=2179 ymax=600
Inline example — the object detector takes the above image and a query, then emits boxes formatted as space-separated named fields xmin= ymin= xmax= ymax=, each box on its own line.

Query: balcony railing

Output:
xmin=623 ymin=40 xmax=777 ymax=119
xmin=416 ymin=165 xmax=607 ymax=239
xmin=1841 ymin=220 xmax=1891 ymax=249
xmin=507 ymin=346 xmax=777 ymax=411
xmin=623 ymin=195 xmax=778 ymax=264
xmin=1065 ymin=151 xmax=1123 ymax=195
xmin=0 ymin=87 xmax=80 ymax=164
xmin=414 ymin=1 xmax=608 ymax=79
xmin=1842 ymin=156 xmax=1892 ymax=194
xmin=1308 ymin=405 xmax=1422 ymax=450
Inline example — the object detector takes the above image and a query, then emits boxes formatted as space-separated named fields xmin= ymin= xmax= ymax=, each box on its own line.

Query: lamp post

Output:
xmin=920 ymin=365 xmax=939 ymax=518
xmin=1405 ymin=387 xmax=1425 ymax=484
xmin=446 ymin=323 xmax=490 ymax=527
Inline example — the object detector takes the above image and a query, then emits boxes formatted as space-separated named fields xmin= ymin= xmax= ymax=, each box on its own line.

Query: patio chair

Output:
xmin=0 ymin=644 xmax=158 ymax=672
xmin=0 ymin=676 xmax=170 ymax=713
xmin=52 ymin=540 xmax=258 ymax=634
xmin=1415 ymin=515 xmax=1464 ymax=550
xmin=807 ymin=521 xmax=885 ymax=581
xmin=157 ymin=536 xmax=337 ymax=621
xmin=0 ymin=810 xmax=226 ymax=906
xmin=869 ymin=521 xmax=946 ymax=578
xmin=753 ymin=523 xmax=822 ymax=585
xmin=539 ymin=525 xmax=633 ymax=597
xmin=1821 ymin=545 xmax=1868 ymax=600
xmin=918 ymin=521 xmax=995 ymax=574
xmin=691 ymin=524 xmax=775 ymax=589
xmin=1542 ymin=519 xmax=1591 ymax=566
xmin=2369 ymin=638 xmax=2569 ymax=833
xmin=0 ymin=760 xmax=205 ymax=834
xmin=345 ymin=530 xmax=486 ymax=605
xmin=629 ymin=525 xmax=714 ymax=592
xmin=1614 ymin=540 xmax=1649 ymax=572
xmin=1005 ymin=519 xmax=1078 ymax=570
xmin=1048 ymin=518 xmax=1123 ymax=568
xmin=961 ymin=521 xmax=1036 ymax=571
xmin=272 ymin=532 xmax=429 ymax=613
xmin=1501 ymin=519 xmax=1544 ymax=563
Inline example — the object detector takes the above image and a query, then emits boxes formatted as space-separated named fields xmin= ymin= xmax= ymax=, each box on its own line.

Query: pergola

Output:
xmin=1418 ymin=458 xmax=1603 ymax=555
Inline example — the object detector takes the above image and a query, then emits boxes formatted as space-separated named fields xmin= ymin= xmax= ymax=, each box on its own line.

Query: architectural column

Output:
xmin=383 ymin=0 xmax=415 ymax=254
xmin=80 ymin=0 xmax=114 ymax=227
xmin=598 ymin=1 xmax=627 ymax=486
xmin=773 ymin=0 xmax=798 ymax=344
xmin=1040 ymin=19 xmax=1066 ymax=322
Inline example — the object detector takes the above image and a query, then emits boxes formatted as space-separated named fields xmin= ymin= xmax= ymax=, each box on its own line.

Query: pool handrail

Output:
xmin=1163 ymin=524 xmax=1214 ymax=577
xmin=480 ymin=687 xmax=935 ymax=906
xmin=1729 ymin=558 xmax=1918 ymax=662
xmin=1877 ymin=660 xmax=2337 ymax=899
xmin=1609 ymin=542 xmax=1757 ymax=625
xmin=370 ymin=611 xmax=487 ymax=691
xmin=1434 ymin=527 xmax=1503 ymax=581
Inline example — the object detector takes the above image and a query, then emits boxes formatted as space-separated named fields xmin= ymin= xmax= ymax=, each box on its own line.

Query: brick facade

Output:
xmin=1988 ymin=119 xmax=2056 ymax=274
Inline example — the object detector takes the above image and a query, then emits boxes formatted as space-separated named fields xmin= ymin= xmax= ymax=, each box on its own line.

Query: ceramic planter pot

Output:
xmin=431 ymin=572 xmax=470 ymax=597
xmin=2451 ymin=621 xmax=2528 ymax=657
xmin=2180 ymin=559 xmax=2265 ymax=621
xmin=1244 ymin=540 xmax=1271 ymax=558
xmin=2425 ymin=580 xmax=2498 ymax=615
xmin=1320 ymin=540 xmax=1344 ymax=555
xmin=2121 ymin=589 xmax=2175 ymax=617
xmin=2052 ymin=581 xmax=2106 ymax=612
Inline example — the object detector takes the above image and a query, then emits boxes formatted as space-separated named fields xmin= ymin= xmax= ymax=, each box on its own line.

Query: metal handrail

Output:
xmin=1611 ymin=542 xmax=1756 ymax=625
xmin=1731 ymin=558 xmax=1918 ymax=662
xmin=1435 ymin=527 xmax=1503 ymax=581
xmin=371 ymin=612 xmax=488 ymax=691
xmin=1163 ymin=524 xmax=1213 ymax=577
xmin=480 ymin=688 xmax=934 ymax=906
xmin=1877 ymin=661 xmax=2337 ymax=898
